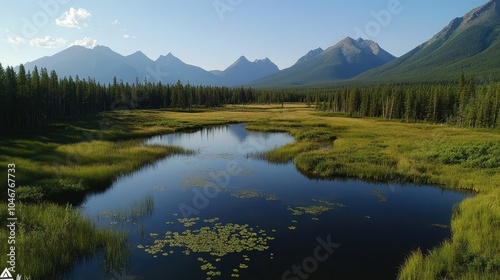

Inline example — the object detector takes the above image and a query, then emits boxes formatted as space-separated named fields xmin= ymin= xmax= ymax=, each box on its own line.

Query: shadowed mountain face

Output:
xmin=357 ymin=0 xmax=500 ymax=82
xmin=251 ymin=37 xmax=395 ymax=87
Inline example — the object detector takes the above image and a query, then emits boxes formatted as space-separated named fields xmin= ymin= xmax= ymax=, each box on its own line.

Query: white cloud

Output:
xmin=123 ymin=34 xmax=136 ymax=39
xmin=70 ymin=37 xmax=97 ymax=48
xmin=7 ymin=36 xmax=26 ymax=45
xmin=112 ymin=19 xmax=120 ymax=25
xmin=56 ymin=7 xmax=91 ymax=29
xmin=29 ymin=36 xmax=66 ymax=48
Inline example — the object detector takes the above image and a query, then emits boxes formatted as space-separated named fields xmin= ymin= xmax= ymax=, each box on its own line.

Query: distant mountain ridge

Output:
xmin=15 ymin=0 xmax=500 ymax=87
xmin=211 ymin=56 xmax=279 ymax=86
xmin=251 ymin=37 xmax=396 ymax=87
xmin=19 ymin=47 xmax=278 ymax=86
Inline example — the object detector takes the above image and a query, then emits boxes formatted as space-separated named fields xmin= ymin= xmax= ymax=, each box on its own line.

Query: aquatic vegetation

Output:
xmin=287 ymin=198 xmax=345 ymax=217
xmin=431 ymin=224 xmax=450 ymax=229
xmin=97 ymin=195 xmax=154 ymax=224
xmin=265 ymin=195 xmax=278 ymax=201
xmin=231 ymin=190 xmax=278 ymax=201
xmin=204 ymin=217 xmax=220 ymax=223
xmin=311 ymin=198 xmax=345 ymax=207
xmin=178 ymin=217 xmax=200 ymax=227
xmin=3 ymin=106 xmax=499 ymax=279
xmin=287 ymin=206 xmax=304 ymax=216
xmin=399 ymin=189 xmax=500 ymax=280
xmin=152 ymin=185 xmax=167 ymax=192
xmin=183 ymin=176 xmax=216 ymax=188
xmin=231 ymin=190 xmax=261 ymax=199
xmin=287 ymin=205 xmax=332 ymax=216
xmin=0 ymin=203 xmax=129 ymax=279
xmin=372 ymin=190 xmax=388 ymax=202
xmin=138 ymin=217 xmax=274 ymax=278
xmin=161 ymin=223 xmax=273 ymax=257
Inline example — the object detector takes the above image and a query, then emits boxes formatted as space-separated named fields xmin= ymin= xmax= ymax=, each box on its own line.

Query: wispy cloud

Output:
xmin=70 ymin=37 xmax=97 ymax=48
xmin=7 ymin=36 xmax=26 ymax=45
xmin=29 ymin=36 xmax=66 ymax=48
xmin=123 ymin=34 xmax=136 ymax=39
xmin=56 ymin=7 xmax=91 ymax=29
xmin=112 ymin=19 xmax=120 ymax=25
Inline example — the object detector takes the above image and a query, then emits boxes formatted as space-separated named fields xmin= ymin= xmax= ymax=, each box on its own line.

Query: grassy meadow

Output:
xmin=0 ymin=104 xmax=499 ymax=279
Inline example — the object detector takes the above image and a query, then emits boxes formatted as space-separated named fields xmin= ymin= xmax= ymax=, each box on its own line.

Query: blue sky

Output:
xmin=0 ymin=0 xmax=489 ymax=70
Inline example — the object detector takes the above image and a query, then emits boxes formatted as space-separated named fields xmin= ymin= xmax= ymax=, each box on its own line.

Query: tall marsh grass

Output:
xmin=246 ymin=109 xmax=500 ymax=279
xmin=0 ymin=203 xmax=128 ymax=279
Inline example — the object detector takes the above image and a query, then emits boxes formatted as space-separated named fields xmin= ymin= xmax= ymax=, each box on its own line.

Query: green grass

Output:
xmin=0 ymin=110 xmax=222 ymax=279
xmin=0 ymin=104 xmax=498 ymax=279
xmin=0 ymin=203 xmax=128 ymax=278
xmin=398 ymin=189 xmax=500 ymax=280
xmin=245 ymin=108 xmax=499 ymax=279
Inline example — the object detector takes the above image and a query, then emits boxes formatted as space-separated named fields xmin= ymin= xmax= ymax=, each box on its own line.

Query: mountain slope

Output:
xmin=214 ymin=56 xmax=279 ymax=86
xmin=20 ymin=46 xmax=226 ymax=85
xmin=22 ymin=46 xmax=142 ymax=83
xmin=153 ymin=53 xmax=224 ymax=85
xmin=251 ymin=37 xmax=395 ymax=87
xmin=357 ymin=0 xmax=500 ymax=82
xmin=294 ymin=47 xmax=324 ymax=65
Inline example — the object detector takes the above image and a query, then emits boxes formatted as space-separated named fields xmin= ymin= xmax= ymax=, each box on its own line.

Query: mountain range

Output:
xmin=16 ymin=0 xmax=500 ymax=86
xmin=251 ymin=37 xmax=396 ymax=86
xmin=20 ymin=47 xmax=279 ymax=86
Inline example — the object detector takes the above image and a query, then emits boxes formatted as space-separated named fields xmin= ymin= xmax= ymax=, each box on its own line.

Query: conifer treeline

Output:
xmin=310 ymin=74 xmax=500 ymax=128
xmin=1 ymin=64 xmax=499 ymax=133
xmin=0 ymin=64 xmax=260 ymax=132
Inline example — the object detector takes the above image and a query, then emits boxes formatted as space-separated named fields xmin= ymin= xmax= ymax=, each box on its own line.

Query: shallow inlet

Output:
xmin=66 ymin=124 xmax=471 ymax=280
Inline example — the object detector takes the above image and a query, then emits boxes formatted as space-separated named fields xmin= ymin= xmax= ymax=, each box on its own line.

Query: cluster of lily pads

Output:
xmin=136 ymin=216 xmax=275 ymax=279
xmin=231 ymin=190 xmax=278 ymax=201
xmin=372 ymin=190 xmax=387 ymax=202
xmin=286 ymin=198 xmax=345 ymax=229
xmin=183 ymin=176 xmax=217 ymax=188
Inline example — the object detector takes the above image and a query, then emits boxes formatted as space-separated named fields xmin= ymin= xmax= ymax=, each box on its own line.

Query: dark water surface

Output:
xmin=67 ymin=124 xmax=471 ymax=280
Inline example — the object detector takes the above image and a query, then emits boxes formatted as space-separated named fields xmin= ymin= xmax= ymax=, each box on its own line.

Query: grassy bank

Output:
xmin=0 ymin=110 xmax=228 ymax=279
xmin=0 ymin=105 xmax=498 ymax=279
xmin=244 ymin=108 xmax=500 ymax=279
xmin=0 ymin=203 xmax=128 ymax=278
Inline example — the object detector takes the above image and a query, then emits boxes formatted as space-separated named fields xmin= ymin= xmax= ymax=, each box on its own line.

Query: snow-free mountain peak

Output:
xmin=216 ymin=55 xmax=279 ymax=86
xmin=295 ymin=47 xmax=324 ymax=65
xmin=252 ymin=37 xmax=395 ymax=86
